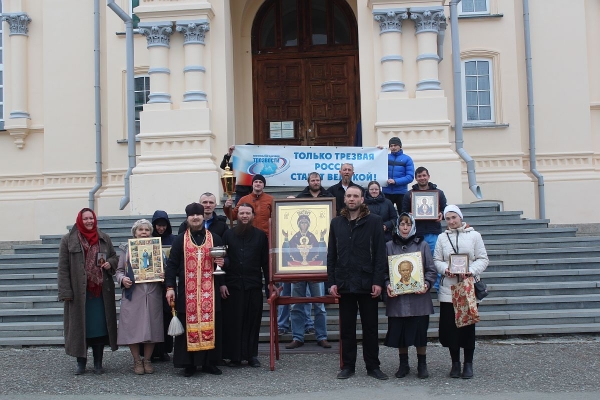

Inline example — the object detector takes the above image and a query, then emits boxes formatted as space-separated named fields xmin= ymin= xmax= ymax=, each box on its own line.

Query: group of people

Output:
xmin=57 ymin=137 xmax=489 ymax=381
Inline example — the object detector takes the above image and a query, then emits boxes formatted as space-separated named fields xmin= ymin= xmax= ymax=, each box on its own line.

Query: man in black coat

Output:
xmin=178 ymin=192 xmax=229 ymax=237
xmin=327 ymin=163 xmax=363 ymax=215
xmin=220 ymin=203 xmax=269 ymax=368
xmin=327 ymin=186 xmax=388 ymax=380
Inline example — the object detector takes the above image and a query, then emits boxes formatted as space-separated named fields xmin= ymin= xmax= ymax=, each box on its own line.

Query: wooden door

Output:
xmin=251 ymin=0 xmax=360 ymax=147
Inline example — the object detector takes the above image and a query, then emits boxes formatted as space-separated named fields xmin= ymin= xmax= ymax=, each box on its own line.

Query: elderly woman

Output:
xmin=116 ymin=219 xmax=164 ymax=375
xmin=57 ymin=208 xmax=118 ymax=375
xmin=434 ymin=205 xmax=489 ymax=379
xmin=365 ymin=181 xmax=398 ymax=242
xmin=384 ymin=213 xmax=437 ymax=379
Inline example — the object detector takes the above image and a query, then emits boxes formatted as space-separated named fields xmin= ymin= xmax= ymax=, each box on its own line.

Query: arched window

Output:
xmin=252 ymin=0 xmax=356 ymax=54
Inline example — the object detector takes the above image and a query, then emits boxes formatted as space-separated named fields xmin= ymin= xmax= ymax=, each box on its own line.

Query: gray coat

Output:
xmin=384 ymin=237 xmax=437 ymax=317
xmin=57 ymin=227 xmax=119 ymax=357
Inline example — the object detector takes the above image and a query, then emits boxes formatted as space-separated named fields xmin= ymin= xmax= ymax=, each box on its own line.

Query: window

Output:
xmin=134 ymin=76 xmax=150 ymax=134
xmin=459 ymin=0 xmax=490 ymax=15
xmin=0 ymin=0 xmax=4 ymax=130
xmin=130 ymin=0 xmax=140 ymax=29
xmin=462 ymin=59 xmax=494 ymax=123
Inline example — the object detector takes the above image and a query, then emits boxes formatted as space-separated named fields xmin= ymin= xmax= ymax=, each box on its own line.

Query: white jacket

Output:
xmin=434 ymin=223 xmax=489 ymax=303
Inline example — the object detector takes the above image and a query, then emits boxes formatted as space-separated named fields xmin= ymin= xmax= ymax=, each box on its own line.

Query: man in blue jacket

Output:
xmin=382 ymin=137 xmax=414 ymax=213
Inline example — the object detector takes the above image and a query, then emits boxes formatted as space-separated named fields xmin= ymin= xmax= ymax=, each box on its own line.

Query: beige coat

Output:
xmin=57 ymin=227 xmax=119 ymax=357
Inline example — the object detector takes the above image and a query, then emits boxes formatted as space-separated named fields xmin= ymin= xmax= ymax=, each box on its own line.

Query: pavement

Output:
xmin=0 ymin=335 xmax=599 ymax=399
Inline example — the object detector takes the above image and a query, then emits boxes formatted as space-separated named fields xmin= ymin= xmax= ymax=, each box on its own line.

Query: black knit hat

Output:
xmin=389 ymin=137 xmax=402 ymax=147
xmin=252 ymin=174 xmax=267 ymax=186
xmin=185 ymin=202 xmax=204 ymax=216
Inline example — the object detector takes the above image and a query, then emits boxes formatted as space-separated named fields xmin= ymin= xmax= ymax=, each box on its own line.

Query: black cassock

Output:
xmin=220 ymin=226 xmax=269 ymax=363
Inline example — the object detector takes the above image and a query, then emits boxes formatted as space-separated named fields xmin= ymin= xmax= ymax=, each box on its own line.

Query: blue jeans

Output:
xmin=277 ymin=283 xmax=314 ymax=331
xmin=291 ymin=282 xmax=327 ymax=342
xmin=423 ymin=233 xmax=441 ymax=290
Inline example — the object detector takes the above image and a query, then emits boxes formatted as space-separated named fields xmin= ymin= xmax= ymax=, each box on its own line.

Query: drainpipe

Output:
xmin=523 ymin=0 xmax=545 ymax=219
xmin=88 ymin=0 xmax=103 ymax=210
xmin=449 ymin=0 xmax=482 ymax=199
xmin=107 ymin=0 xmax=135 ymax=210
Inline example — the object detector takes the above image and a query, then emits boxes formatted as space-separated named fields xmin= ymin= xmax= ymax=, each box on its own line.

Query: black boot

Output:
xmin=394 ymin=353 xmax=410 ymax=378
xmin=92 ymin=345 xmax=105 ymax=374
xmin=449 ymin=362 xmax=461 ymax=378
xmin=75 ymin=357 xmax=86 ymax=375
xmin=461 ymin=362 xmax=473 ymax=379
xmin=417 ymin=354 xmax=429 ymax=379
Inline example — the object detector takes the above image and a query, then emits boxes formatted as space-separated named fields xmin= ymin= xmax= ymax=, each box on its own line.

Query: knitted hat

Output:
xmin=252 ymin=174 xmax=267 ymax=186
xmin=443 ymin=204 xmax=463 ymax=219
xmin=389 ymin=137 xmax=402 ymax=147
xmin=185 ymin=202 xmax=204 ymax=217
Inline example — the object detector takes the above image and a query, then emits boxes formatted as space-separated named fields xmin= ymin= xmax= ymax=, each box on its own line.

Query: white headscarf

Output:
xmin=443 ymin=205 xmax=463 ymax=220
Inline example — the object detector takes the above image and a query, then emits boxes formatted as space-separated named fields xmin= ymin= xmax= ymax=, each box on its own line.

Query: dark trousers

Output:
xmin=339 ymin=293 xmax=381 ymax=371
xmin=384 ymin=193 xmax=404 ymax=213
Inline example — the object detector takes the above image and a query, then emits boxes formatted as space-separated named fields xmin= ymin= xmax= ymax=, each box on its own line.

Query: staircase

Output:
xmin=1 ymin=197 xmax=599 ymax=346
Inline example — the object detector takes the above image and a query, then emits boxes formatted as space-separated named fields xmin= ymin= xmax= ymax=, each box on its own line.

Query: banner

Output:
xmin=231 ymin=145 xmax=387 ymax=187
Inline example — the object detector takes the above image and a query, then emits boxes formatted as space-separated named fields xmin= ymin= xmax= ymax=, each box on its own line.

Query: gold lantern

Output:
xmin=220 ymin=165 xmax=237 ymax=199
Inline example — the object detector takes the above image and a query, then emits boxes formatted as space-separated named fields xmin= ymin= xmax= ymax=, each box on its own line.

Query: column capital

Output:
xmin=409 ymin=7 xmax=446 ymax=34
xmin=176 ymin=20 xmax=210 ymax=45
xmin=373 ymin=9 xmax=408 ymax=34
xmin=1 ymin=12 xmax=32 ymax=36
xmin=138 ymin=22 xmax=174 ymax=48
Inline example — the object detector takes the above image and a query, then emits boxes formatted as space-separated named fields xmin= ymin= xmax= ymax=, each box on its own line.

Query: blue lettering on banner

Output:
xmin=293 ymin=152 xmax=333 ymax=160
xmin=334 ymin=153 xmax=375 ymax=161
xmin=315 ymin=163 xmax=341 ymax=171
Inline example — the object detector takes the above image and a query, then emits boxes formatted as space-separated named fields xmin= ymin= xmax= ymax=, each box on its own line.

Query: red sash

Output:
xmin=183 ymin=229 xmax=215 ymax=351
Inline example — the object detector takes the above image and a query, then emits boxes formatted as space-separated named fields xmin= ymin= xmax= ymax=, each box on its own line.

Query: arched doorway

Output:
xmin=251 ymin=0 xmax=360 ymax=146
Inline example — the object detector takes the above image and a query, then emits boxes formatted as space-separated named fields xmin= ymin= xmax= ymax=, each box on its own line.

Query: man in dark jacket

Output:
xmin=382 ymin=137 xmax=414 ymax=212
xmin=220 ymin=203 xmax=269 ymax=368
xmin=297 ymin=172 xmax=334 ymax=198
xmin=401 ymin=167 xmax=447 ymax=255
xmin=178 ymin=192 xmax=229 ymax=238
xmin=401 ymin=167 xmax=447 ymax=289
xmin=328 ymin=163 xmax=363 ymax=216
xmin=327 ymin=186 xmax=388 ymax=380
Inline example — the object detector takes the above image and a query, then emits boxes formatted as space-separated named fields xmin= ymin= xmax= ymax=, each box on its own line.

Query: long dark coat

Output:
xmin=57 ymin=227 xmax=119 ymax=358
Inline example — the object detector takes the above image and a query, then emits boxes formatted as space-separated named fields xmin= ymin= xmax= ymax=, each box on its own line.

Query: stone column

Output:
xmin=138 ymin=22 xmax=173 ymax=104
xmin=1 ymin=12 xmax=32 ymax=148
xmin=410 ymin=7 xmax=446 ymax=91
xmin=176 ymin=20 xmax=210 ymax=103
xmin=373 ymin=9 xmax=408 ymax=92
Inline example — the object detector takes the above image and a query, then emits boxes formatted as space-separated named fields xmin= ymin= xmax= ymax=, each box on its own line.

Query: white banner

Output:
xmin=231 ymin=145 xmax=387 ymax=187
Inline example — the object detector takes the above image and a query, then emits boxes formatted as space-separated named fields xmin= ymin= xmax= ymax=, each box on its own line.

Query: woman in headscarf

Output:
xmin=57 ymin=208 xmax=118 ymax=375
xmin=116 ymin=219 xmax=164 ymax=375
xmin=365 ymin=180 xmax=398 ymax=242
xmin=384 ymin=213 xmax=437 ymax=379
xmin=152 ymin=210 xmax=175 ymax=246
xmin=434 ymin=205 xmax=489 ymax=379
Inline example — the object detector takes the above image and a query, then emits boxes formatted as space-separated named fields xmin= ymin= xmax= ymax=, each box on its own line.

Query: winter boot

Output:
xmin=75 ymin=357 xmax=86 ymax=375
xmin=92 ymin=345 xmax=105 ymax=374
xmin=394 ymin=353 xmax=410 ymax=378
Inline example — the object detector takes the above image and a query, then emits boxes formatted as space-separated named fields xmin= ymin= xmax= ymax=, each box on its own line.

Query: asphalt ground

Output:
xmin=0 ymin=335 xmax=599 ymax=399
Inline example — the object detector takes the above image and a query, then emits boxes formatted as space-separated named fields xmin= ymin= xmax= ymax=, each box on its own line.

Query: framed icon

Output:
xmin=449 ymin=253 xmax=469 ymax=274
xmin=270 ymin=197 xmax=335 ymax=282
xmin=411 ymin=191 xmax=439 ymax=220
xmin=128 ymin=237 xmax=164 ymax=283
xmin=388 ymin=252 xmax=425 ymax=295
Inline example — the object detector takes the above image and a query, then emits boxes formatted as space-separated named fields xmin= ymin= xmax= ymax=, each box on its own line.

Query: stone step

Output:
xmin=485 ymin=281 xmax=600 ymax=297
xmin=0 ymin=253 xmax=62 ymax=265
xmin=487 ymin=246 xmax=600 ymax=261
xmin=472 ymin=294 xmax=600 ymax=312
xmin=486 ymin=257 xmax=600 ymax=272
xmin=468 ymin=219 xmax=550 ymax=231
xmin=0 ymin=322 xmax=63 ymax=338
xmin=484 ymin=236 xmax=600 ymax=250
xmin=12 ymin=244 xmax=60 ymax=255
xmin=479 ymin=227 xmax=577 ymax=240
xmin=0 ymin=273 xmax=57 ymax=285
xmin=0 ymin=263 xmax=58 ymax=274
xmin=441 ymin=211 xmax=523 ymax=223
xmin=0 ymin=284 xmax=59 ymax=297
xmin=481 ymin=269 xmax=600 ymax=284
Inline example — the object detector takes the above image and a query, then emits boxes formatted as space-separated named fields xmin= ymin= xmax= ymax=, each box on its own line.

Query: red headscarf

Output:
xmin=75 ymin=208 xmax=99 ymax=246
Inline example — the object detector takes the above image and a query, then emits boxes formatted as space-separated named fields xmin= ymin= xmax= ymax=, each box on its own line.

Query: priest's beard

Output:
xmin=234 ymin=220 xmax=253 ymax=236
